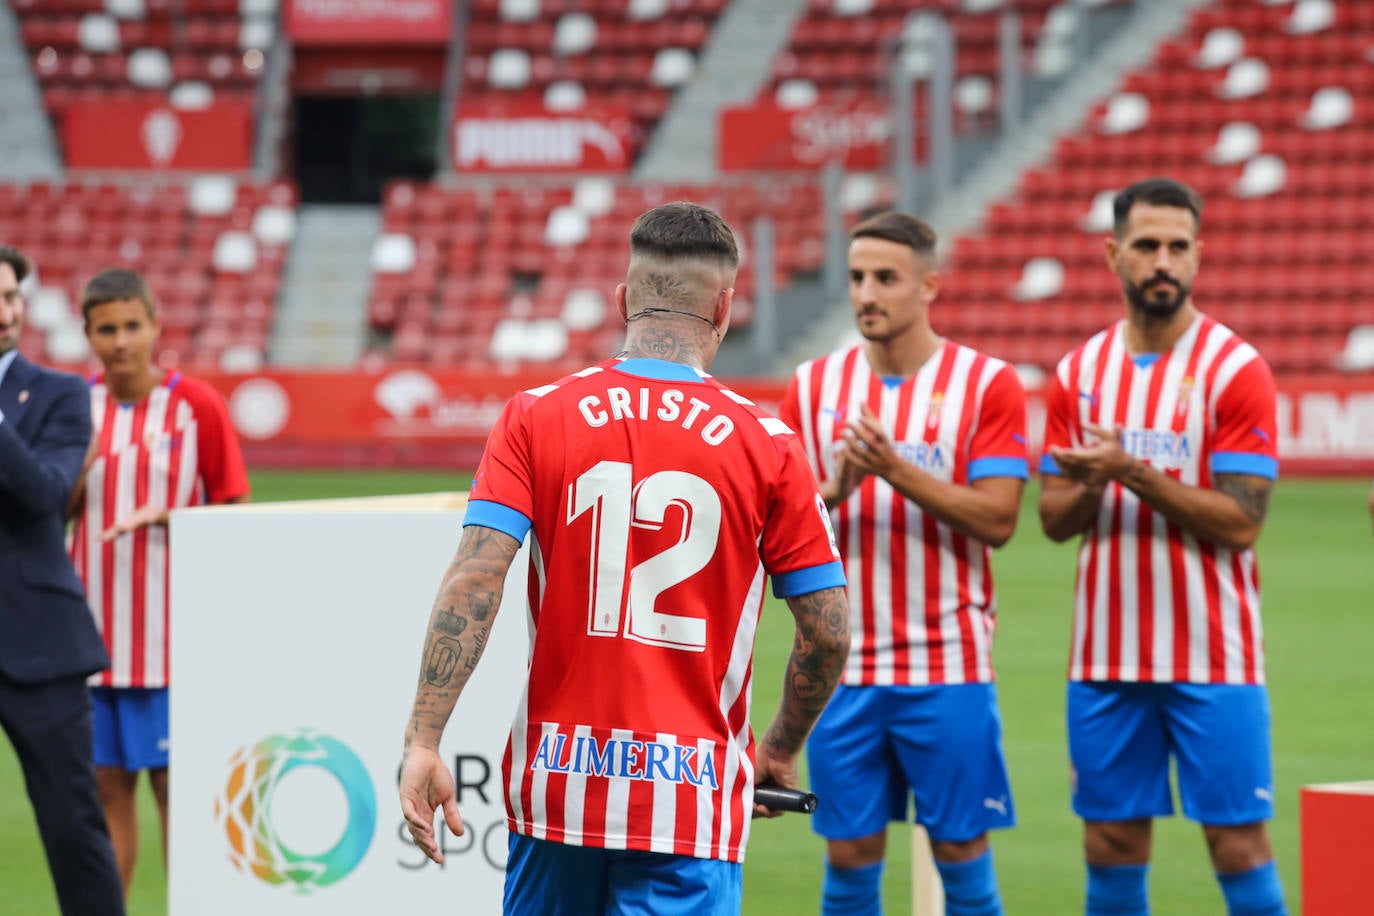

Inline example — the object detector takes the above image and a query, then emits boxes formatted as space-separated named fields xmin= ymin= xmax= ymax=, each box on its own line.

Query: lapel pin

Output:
xmin=17 ymin=390 xmax=29 ymax=404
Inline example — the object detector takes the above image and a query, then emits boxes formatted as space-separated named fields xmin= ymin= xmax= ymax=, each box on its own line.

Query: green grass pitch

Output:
xmin=2 ymin=473 xmax=1369 ymax=914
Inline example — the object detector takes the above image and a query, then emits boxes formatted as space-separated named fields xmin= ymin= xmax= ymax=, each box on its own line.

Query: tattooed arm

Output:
xmin=753 ymin=585 xmax=849 ymax=817
xmin=399 ymin=524 xmax=521 ymax=863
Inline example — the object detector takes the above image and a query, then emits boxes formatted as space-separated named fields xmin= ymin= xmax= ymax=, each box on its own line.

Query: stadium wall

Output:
xmin=203 ymin=368 xmax=1374 ymax=474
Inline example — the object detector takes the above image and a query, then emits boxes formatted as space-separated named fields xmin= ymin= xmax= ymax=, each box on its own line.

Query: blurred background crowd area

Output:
xmin=1 ymin=0 xmax=1369 ymax=389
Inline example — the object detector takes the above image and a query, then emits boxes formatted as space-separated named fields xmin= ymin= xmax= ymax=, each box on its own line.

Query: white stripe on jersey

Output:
xmin=648 ymin=731 xmax=678 ymax=854
xmin=561 ymin=723 xmax=593 ymax=844
xmin=714 ymin=563 xmax=765 ymax=860
xmin=602 ymin=726 xmax=635 ymax=851
xmin=110 ymin=402 xmax=137 ymax=687
xmin=692 ymin=735 xmax=716 ymax=859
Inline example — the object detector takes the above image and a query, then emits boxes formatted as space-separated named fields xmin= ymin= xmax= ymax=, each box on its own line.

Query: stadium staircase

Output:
xmin=0 ymin=0 xmax=61 ymax=181
xmin=634 ymin=0 xmax=810 ymax=182
xmin=269 ymin=205 xmax=378 ymax=367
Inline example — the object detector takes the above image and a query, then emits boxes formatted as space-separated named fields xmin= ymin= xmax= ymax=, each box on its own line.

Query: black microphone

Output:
xmin=753 ymin=786 xmax=818 ymax=814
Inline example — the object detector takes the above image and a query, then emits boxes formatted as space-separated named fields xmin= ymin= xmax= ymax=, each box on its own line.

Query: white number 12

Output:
xmin=567 ymin=460 xmax=721 ymax=652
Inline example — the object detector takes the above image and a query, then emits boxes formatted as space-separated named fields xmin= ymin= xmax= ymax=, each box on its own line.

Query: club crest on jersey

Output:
xmin=530 ymin=731 xmax=719 ymax=790
xmin=1176 ymin=376 xmax=1194 ymax=418
xmin=926 ymin=391 xmax=944 ymax=429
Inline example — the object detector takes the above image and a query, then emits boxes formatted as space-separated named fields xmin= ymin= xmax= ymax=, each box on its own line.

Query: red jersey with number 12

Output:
xmin=71 ymin=372 xmax=249 ymax=689
xmin=467 ymin=358 xmax=844 ymax=864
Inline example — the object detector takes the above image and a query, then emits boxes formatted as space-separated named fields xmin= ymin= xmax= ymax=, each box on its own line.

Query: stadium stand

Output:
xmin=0 ymin=178 xmax=297 ymax=372
xmin=459 ymin=0 xmax=728 ymax=162
xmin=367 ymin=176 xmax=824 ymax=370
xmin=2 ymin=0 xmax=1369 ymax=378
xmin=16 ymin=0 xmax=269 ymax=130
xmin=939 ymin=0 xmax=1372 ymax=374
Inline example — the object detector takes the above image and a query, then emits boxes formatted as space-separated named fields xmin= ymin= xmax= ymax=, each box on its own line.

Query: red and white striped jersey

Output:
xmin=71 ymin=372 xmax=249 ymax=689
xmin=465 ymin=358 xmax=844 ymax=864
xmin=1040 ymin=315 xmax=1279 ymax=685
xmin=781 ymin=341 xmax=1029 ymax=687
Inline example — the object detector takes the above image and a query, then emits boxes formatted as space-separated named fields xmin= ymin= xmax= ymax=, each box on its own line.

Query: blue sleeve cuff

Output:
xmin=772 ymin=561 xmax=846 ymax=598
xmin=462 ymin=499 xmax=532 ymax=542
xmin=1211 ymin=452 xmax=1278 ymax=480
xmin=968 ymin=456 xmax=1029 ymax=482
xmin=1039 ymin=453 xmax=1063 ymax=475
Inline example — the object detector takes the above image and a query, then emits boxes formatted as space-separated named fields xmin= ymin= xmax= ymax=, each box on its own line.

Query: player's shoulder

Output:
xmin=512 ymin=360 xmax=617 ymax=406
xmin=947 ymin=339 xmax=1017 ymax=378
xmin=793 ymin=343 xmax=862 ymax=381
xmin=704 ymin=377 xmax=798 ymax=441
xmin=164 ymin=373 xmax=233 ymax=419
xmin=1048 ymin=324 xmax=1117 ymax=381
xmin=165 ymin=371 xmax=223 ymax=402
xmin=1198 ymin=314 xmax=1266 ymax=367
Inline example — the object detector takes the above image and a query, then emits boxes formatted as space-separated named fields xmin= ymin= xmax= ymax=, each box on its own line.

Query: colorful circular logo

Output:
xmin=215 ymin=730 xmax=376 ymax=892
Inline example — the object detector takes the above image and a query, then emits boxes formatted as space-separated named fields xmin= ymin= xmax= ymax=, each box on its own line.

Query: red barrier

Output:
xmin=62 ymin=102 xmax=252 ymax=171
xmin=718 ymin=101 xmax=890 ymax=171
xmin=197 ymin=368 xmax=1374 ymax=473
xmin=287 ymin=0 xmax=451 ymax=45
xmin=452 ymin=103 xmax=635 ymax=173
xmin=1302 ymin=783 xmax=1374 ymax=915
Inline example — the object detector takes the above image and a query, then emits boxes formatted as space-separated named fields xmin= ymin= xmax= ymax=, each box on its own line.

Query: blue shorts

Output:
xmin=504 ymin=834 xmax=742 ymax=916
xmin=1067 ymin=682 xmax=1275 ymax=826
xmin=91 ymin=687 xmax=169 ymax=771
xmin=807 ymin=683 xmax=1015 ymax=843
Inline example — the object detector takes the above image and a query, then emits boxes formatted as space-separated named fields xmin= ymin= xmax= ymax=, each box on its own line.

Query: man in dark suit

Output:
xmin=0 ymin=244 xmax=125 ymax=915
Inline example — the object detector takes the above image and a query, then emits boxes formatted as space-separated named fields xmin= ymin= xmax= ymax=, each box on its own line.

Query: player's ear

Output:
xmin=714 ymin=287 xmax=733 ymax=338
xmin=614 ymin=283 xmax=629 ymax=322
xmin=1104 ymin=235 xmax=1120 ymax=270
xmin=921 ymin=270 xmax=940 ymax=304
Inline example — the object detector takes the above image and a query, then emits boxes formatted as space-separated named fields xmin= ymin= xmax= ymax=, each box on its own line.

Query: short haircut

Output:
xmin=629 ymin=202 xmax=739 ymax=269
xmin=81 ymin=268 xmax=157 ymax=323
xmin=0 ymin=244 xmax=31 ymax=285
xmin=850 ymin=211 xmax=938 ymax=258
xmin=1112 ymin=177 xmax=1203 ymax=237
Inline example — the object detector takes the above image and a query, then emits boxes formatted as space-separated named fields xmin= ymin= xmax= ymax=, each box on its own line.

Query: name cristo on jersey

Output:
xmin=577 ymin=386 xmax=736 ymax=445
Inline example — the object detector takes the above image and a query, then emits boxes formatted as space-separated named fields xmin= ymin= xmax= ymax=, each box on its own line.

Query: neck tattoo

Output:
xmin=627 ymin=307 xmax=720 ymax=339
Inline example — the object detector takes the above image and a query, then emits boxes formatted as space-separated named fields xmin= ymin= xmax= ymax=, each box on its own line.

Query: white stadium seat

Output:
xmin=544 ymin=80 xmax=587 ymax=111
xmin=78 ymin=14 xmax=120 ymax=53
xmin=127 ymin=48 xmax=172 ymax=88
xmin=1195 ymin=28 xmax=1243 ymax=70
xmin=1010 ymin=257 xmax=1065 ymax=301
xmin=1100 ymin=93 xmax=1149 ymax=134
xmin=1233 ymin=155 xmax=1286 ymax=199
xmin=1078 ymin=189 xmax=1117 ymax=233
xmin=371 ymin=234 xmax=417 ymax=274
xmin=189 ymin=175 xmax=238 ymax=216
xmin=553 ymin=13 xmax=597 ymax=56
xmin=1207 ymin=122 xmax=1261 ymax=165
xmin=488 ymin=49 xmax=532 ymax=89
xmin=650 ymin=48 xmax=695 ymax=88
xmin=1299 ymin=87 xmax=1353 ymax=130
xmin=1217 ymin=58 xmax=1269 ymax=100
xmin=212 ymin=231 xmax=258 ymax=273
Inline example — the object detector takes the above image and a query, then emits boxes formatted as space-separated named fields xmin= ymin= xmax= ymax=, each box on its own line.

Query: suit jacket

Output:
xmin=0 ymin=354 xmax=110 ymax=683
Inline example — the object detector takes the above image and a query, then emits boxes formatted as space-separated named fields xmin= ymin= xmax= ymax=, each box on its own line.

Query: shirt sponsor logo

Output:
xmin=892 ymin=440 xmax=948 ymax=473
xmin=530 ymin=732 xmax=719 ymax=790
xmin=1118 ymin=429 xmax=1194 ymax=468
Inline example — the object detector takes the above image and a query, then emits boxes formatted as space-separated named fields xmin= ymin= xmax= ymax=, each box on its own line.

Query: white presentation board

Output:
xmin=168 ymin=493 xmax=527 ymax=915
